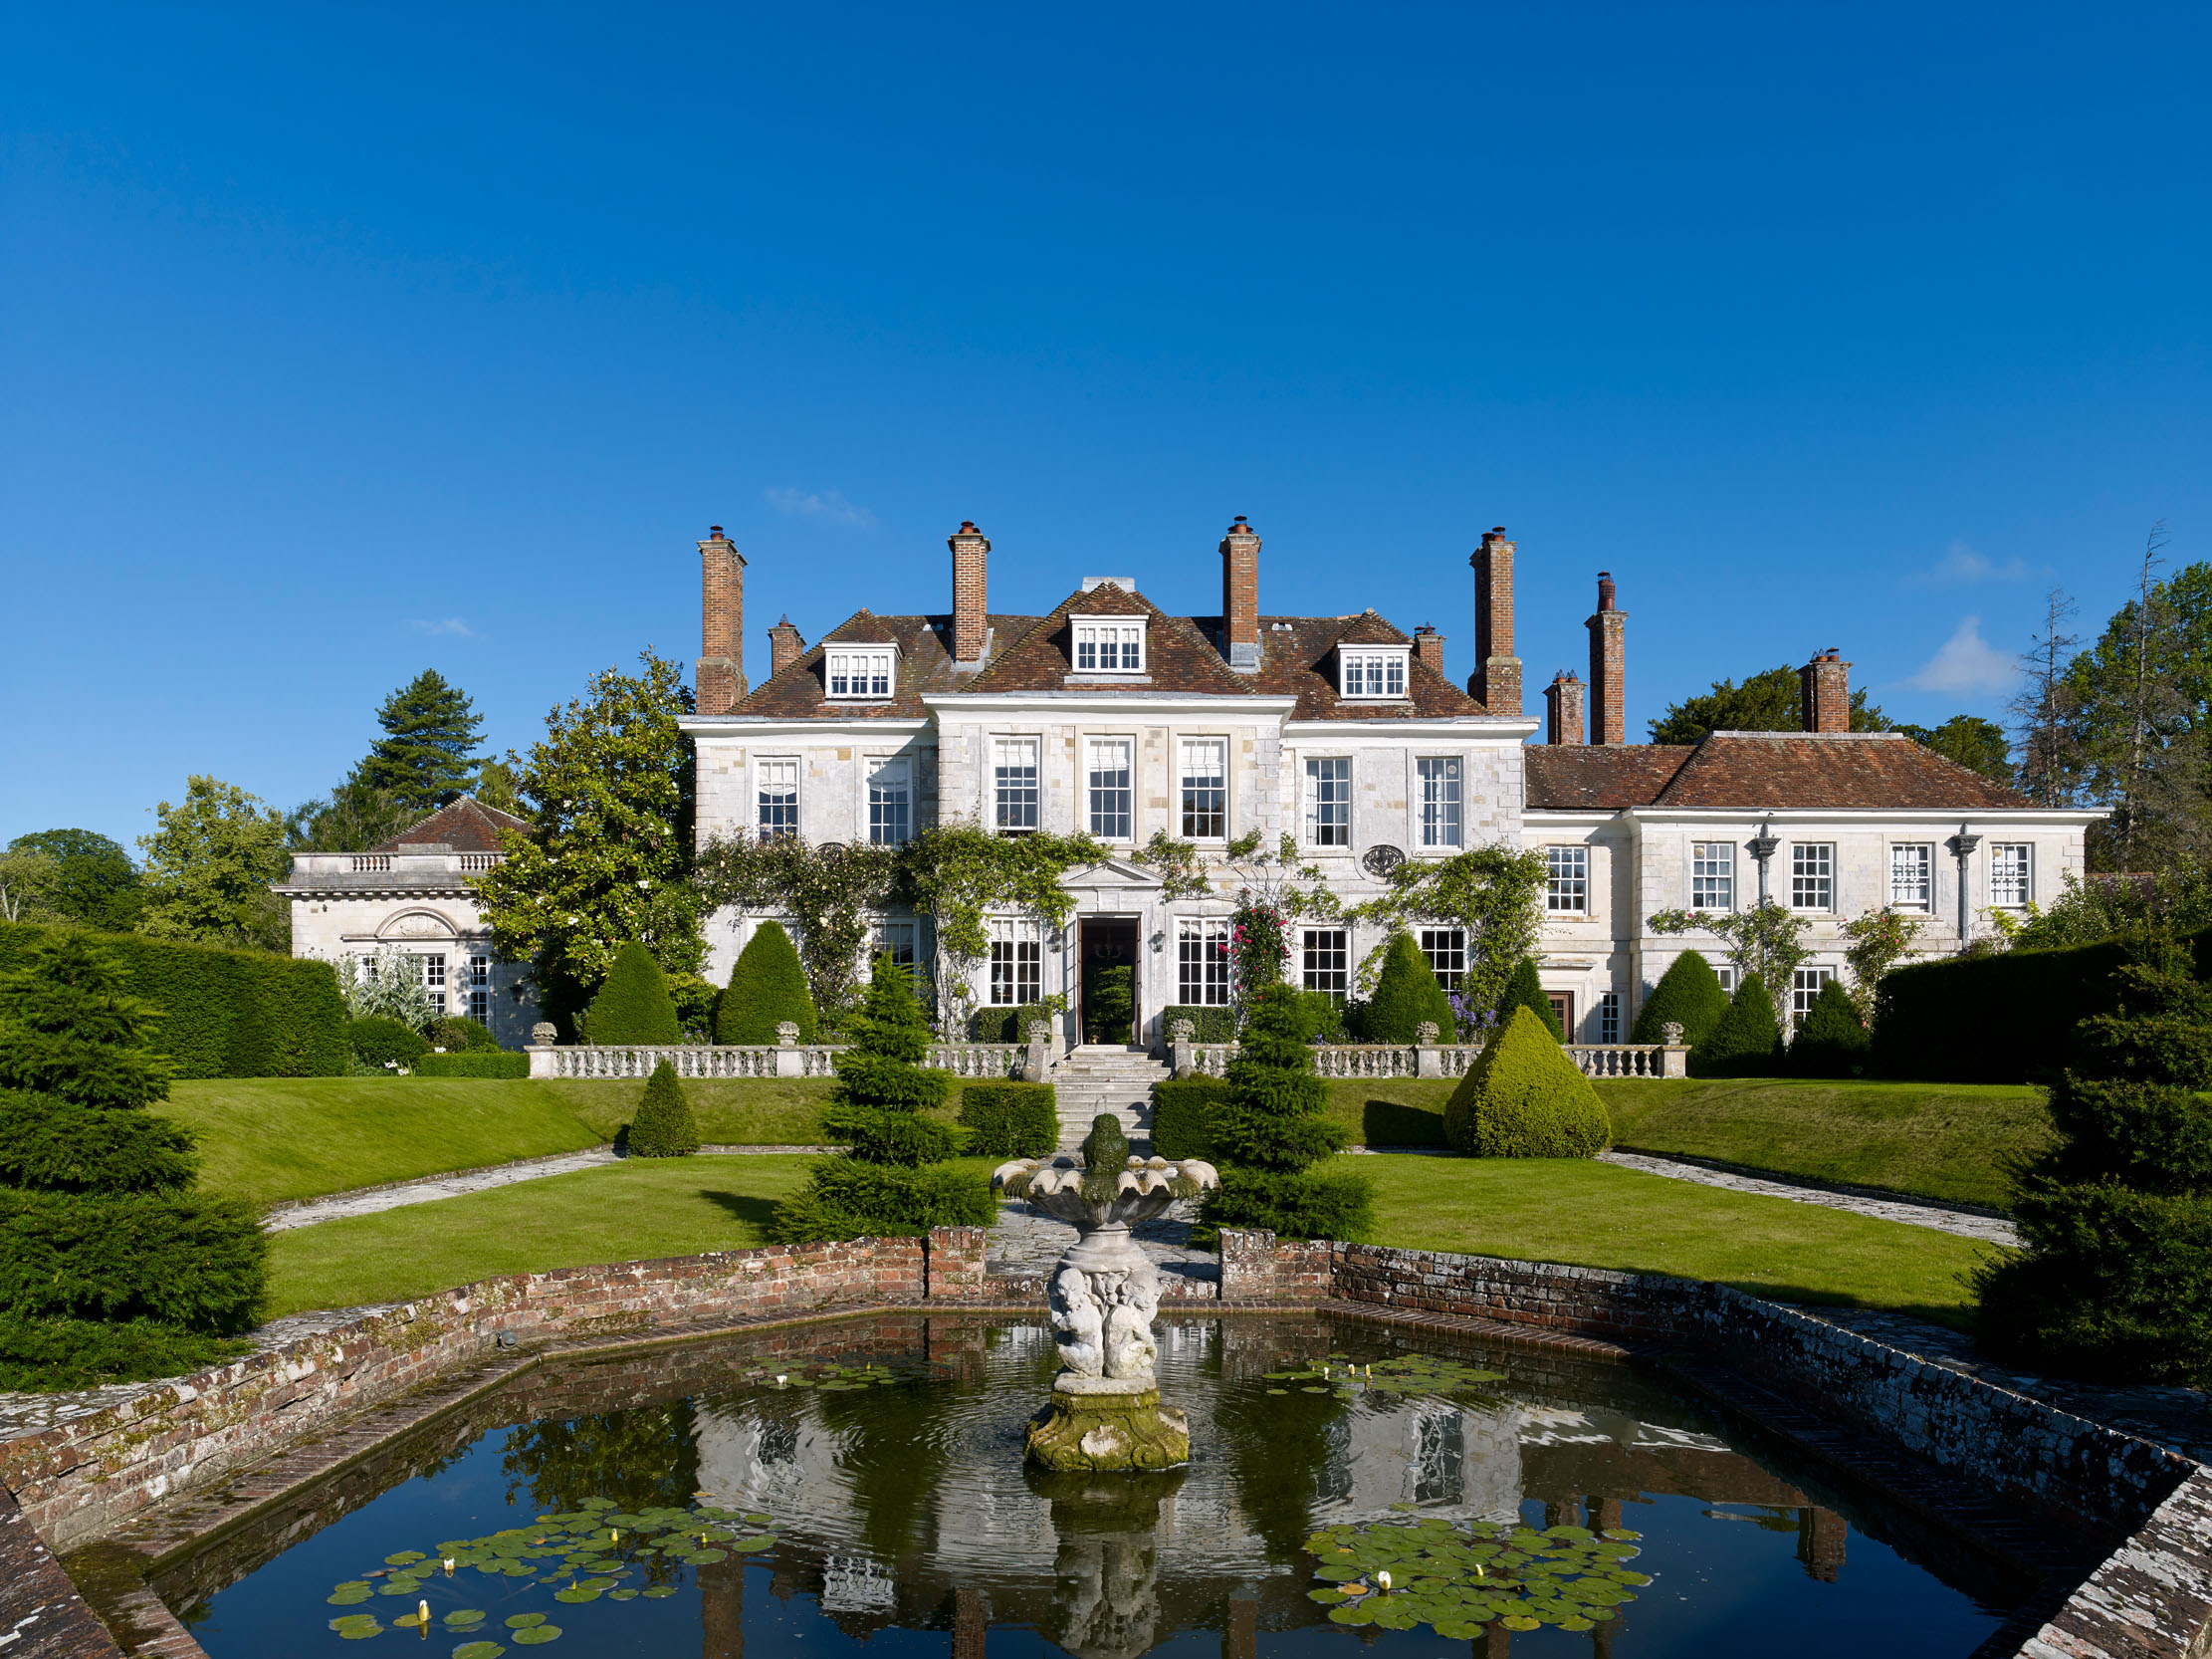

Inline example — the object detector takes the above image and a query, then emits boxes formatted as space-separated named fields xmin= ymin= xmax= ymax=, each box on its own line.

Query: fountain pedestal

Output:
xmin=1026 ymin=1374 xmax=1191 ymax=1472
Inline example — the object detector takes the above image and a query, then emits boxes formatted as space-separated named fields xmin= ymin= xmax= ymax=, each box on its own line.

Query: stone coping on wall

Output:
xmin=2 ymin=1231 xmax=2207 ymax=1658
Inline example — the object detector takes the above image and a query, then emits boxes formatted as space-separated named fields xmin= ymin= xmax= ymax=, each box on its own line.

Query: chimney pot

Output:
xmin=1469 ymin=526 xmax=1521 ymax=715
xmin=1587 ymin=571 xmax=1628 ymax=744
xmin=950 ymin=521 xmax=991 ymax=664
xmin=1801 ymin=649 xmax=1853 ymax=732
xmin=1219 ymin=515 xmax=1261 ymax=671
xmin=1413 ymin=624 xmax=1445 ymax=679
xmin=768 ymin=616 xmax=807 ymax=678
xmin=1545 ymin=668 xmax=1586 ymax=746
xmin=696 ymin=528 xmax=749 ymax=715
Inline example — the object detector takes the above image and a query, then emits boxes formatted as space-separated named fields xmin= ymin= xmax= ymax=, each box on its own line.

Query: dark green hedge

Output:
xmin=413 ymin=1051 xmax=530 ymax=1078
xmin=349 ymin=1017 xmax=428 ymax=1068
xmin=970 ymin=1003 xmax=1058 ymax=1043
xmin=0 ymin=922 xmax=345 ymax=1078
xmin=1161 ymin=1005 xmax=1237 ymax=1043
xmin=957 ymin=1082 xmax=1057 ymax=1158
xmin=1152 ymin=1076 xmax=1229 ymax=1160
xmin=1871 ymin=932 xmax=2212 ymax=1082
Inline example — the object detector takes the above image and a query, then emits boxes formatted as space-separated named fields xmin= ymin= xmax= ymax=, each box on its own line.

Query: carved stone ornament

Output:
xmin=775 ymin=1020 xmax=800 ymax=1047
xmin=1416 ymin=1021 xmax=1439 ymax=1045
xmin=529 ymin=1022 xmax=558 ymax=1048
xmin=1169 ymin=1019 xmax=1195 ymax=1044
xmin=1361 ymin=844 xmax=1406 ymax=878
xmin=1661 ymin=1021 xmax=1684 ymax=1046
xmin=1027 ymin=1019 xmax=1053 ymax=1045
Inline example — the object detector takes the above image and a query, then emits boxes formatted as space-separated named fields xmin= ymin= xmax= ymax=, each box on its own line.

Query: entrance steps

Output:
xmin=1048 ymin=1046 xmax=1172 ymax=1150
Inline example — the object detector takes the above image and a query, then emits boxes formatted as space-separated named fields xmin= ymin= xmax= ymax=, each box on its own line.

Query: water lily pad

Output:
xmin=731 ymin=1535 xmax=774 ymax=1552
xmin=552 ymin=1588 xmax=600 ymax=1604
xmin=386 ymin=1551 xmax=428 ymax=1565
xmin=330 ymin=1590 xmax=373 ymax=1606
xmin=642 ymin=1586 xmax=677 ymax=1599
xmin=452 ymin=1644 xmax=506 ymax=1659
xmin=1325 ymin=1604 xmax=1372 ymax=1626
xmin=337 ymin=1623 xmax=384 ymax=1640
xmin=690 ymin=1548 xmax=728 ymax=1563
xmin=512 ymin=1628 xmax=561 ymax=1646
xmin=445 ymin=1611 xmax=486 ymax=1626
xmin=1500 ymin=1616 xmax=1540 ymax=1631
xmin=608 ymin=1589 xmax=639 ymax=1600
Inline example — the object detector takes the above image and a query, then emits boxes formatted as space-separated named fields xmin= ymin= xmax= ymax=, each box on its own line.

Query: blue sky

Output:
xmin=3 ymin=2 xmax=2206 ymax=850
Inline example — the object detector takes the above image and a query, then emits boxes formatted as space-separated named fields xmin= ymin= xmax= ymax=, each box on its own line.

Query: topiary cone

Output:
xmin=584 ymin=943 xmax=681 ymax=1045
xmin=1692 ymin=972 xmax=1783 ymax=1077
xmin=626 ymin=1060 xmax=700 ymax=1157
xmin=716 ymin=921 xmax=817 ymax=1045
xmin=1442 ymin=1005 xmax=1611 ymax=1157
xmin=1493 ymin=957 xmax=1564 ymax=1043
xmin=1632 ymin=951 xmax=1728 ymax=1048
xmin=1361 ymin=932 xmax=1456 ymax=1043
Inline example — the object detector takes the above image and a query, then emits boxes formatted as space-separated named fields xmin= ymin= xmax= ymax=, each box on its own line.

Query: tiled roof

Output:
xmin=372 ymin=798 xmax=533 ymax=852
xmin=1524 ymin=746 xmax=1695 ymax=809
xmin=1525 ymin=732 xmax=2037 ymax=812
xmin=718 ymin=596 xmax=1492 ymax=719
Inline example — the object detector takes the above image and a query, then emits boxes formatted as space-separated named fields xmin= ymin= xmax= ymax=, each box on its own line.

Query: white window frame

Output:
xmin=1302 ymin=927 xmax=1349 ymax=1001
xmin=825 ymin=646 xmax=896 ymax=700
xmin=1990 ymin=842 xmax=2033 ymax=909
xmin=1545 ymin=845 xmax=1589 ymax=914
xmin=467 ymin=954 xmax=491 ymax=1025
xmin=1417 ymin=756 xmax=1462 ymax=849
xmin=1691 ymin=841 xmax=1735 ymax=912
xmin=1420 ymin=927 xmax=1465 ymax=991
xmin=1177 ymin=917 xmax=1231 ymax=1006
xmin=868 ymin=758 xmax=911 ymax=846
xmin=1714 ymin=963 xmax=1738 ymax=996
xmin=988 ymin=917 xmax=1042 ymax=1006
xmin=757 ymin=758 xmax=799 ymax=839
xmin=875 ymin=918 xmax=917 ymax=975
xmin=1071 ymin=617 xmax=1147 ymax=673
xmin=994 ymin=738 xmax=1040 ymax=833
xmin=1889 ymin=842 xmax=1933 ymax=911
xmin=1087 ymin=737 xmax=1134 ymax=841
xmin=418 ymin=951 xmax=448 ymax=1017
xmin=1304 ymin=757 xmax=1352 ymax=848
xmin=1791 ymin=965 xmax=1836 ymax=1029
xmin=1180 ymin=738 xmax=1227 ymax=840
xmin=1790 ymin=842 xmax=1835 ymax=912
xmin=1598 ymin=990 xmax=1622 ymax=1045
xmin=1339 ymin=647 xmax=1410 ymax=700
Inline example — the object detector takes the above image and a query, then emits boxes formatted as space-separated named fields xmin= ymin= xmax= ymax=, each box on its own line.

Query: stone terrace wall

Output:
xmin=1329 ymin=1244 xmax=2185 ymax=1538
xmin=0 ymin=1236 xmax=925 ymax=1556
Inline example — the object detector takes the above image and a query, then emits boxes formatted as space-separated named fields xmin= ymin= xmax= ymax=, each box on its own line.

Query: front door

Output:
xmin=1079 ymin=917 xmax=1141 ymax=1046
xmin=1547 ymin=991 xmax=1576 ymax=1041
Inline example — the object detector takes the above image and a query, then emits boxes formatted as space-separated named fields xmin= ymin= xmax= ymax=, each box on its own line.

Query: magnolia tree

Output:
xmin=1649 ymin=899 xmax=1813 ymax=994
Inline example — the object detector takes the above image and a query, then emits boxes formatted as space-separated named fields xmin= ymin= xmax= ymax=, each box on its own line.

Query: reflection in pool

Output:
xmin=166 ymin=1313 xmax=2031 ymax=1658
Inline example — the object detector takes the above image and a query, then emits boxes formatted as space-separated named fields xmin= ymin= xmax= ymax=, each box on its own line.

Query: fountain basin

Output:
xmin=1027 ymin=1374 xmax=1192 ymax=1472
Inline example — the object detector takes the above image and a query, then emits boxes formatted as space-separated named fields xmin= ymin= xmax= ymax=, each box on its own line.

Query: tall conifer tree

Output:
xmin=358 ymin=670 xmax=484 ymax=813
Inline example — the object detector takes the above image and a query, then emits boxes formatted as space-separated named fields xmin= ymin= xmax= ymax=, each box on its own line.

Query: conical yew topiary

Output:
xmin=716 ymin=921 xmax=817 ymax=1045
xmin=1493 ymin=957 xmax=1564 ymax=1042
xmin=1442 ymin=1005 xmax=1612 ymax=1157
xmin=1632 ymin=951 xmax=1728 ymax=1048
xmin=626 ymin=1061 xmax=701 ymax=1157
xmin=585 ymin=942 xmax=681 ymax=1045
xmin=1977 ymin=934 xmax=2212 ymax=1385
xmin=1359 ymin=932 xmax=1456 ymax=1043
xmin=1789 ymin=979 xmax=1870 ymax=1077
xmin=1200 ymin=983 xmax=1373 ymax=1243
xmin=1692 ymin=973 xmax=1782 ymax=1076
xmin=0 ymin=933 xmax=267 ymax=1387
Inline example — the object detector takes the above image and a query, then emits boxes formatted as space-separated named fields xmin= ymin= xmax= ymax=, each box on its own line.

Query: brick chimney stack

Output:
xmin=696 ymin=526 xmax=748 ymax=716
xmin=1413 ymin=625 xmax=1445 ymax=680
xmin=768 ymin=615 xmax=806 ymax=678
xmin=1586 ymin=571 xmax=1628 ymax=745
xmin=1802 ymin=648 xmax=1852 ymax=732
xmin=1219 ymin=515 xmax=1261 ymax=670
xmin=1469 ymin=528 xmax=1521 ymax=714
xmin=1545 ymin=671 xmax=1586 ymax=745
xmin=950 ymin=521 xmax=990 ymax=665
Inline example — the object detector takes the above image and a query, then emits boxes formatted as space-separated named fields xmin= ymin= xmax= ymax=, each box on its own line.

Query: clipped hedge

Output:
xmin=0 ymin=921 xmax=345 ymax=1079
xmin=957 ymin=1082 xmax=1058 ymax=1158
xmin=1359 ymin=932 xmax=1456 ymax=1043
xmin=1442 ymin=1006 xmax=1611 ymax=1158
xmin=1871 ymin=933 xmax=2212 ymax=1083
xmin=349 ymin=1017 xmax=429 ymax=1068
xmin=717 ymin=922 xmax=816 ymax=1045
xmin=971 ymin=1002 xmax=1059 ymax=1043
xmin=1160 ymin=1004 xmax=1237 ymax=1044
xmin=586 ymin=943 xmax=681 ymax=1045
xmin=412 ymin=1051 xmax=530 ymax=1078
xmin=1152 ymin=1076 xmax=1229 ymax=1160
xmin=627 ymin=1061 xmax=701 ymax=1157
xmin=1633 ymin=950 xmax=1727 ymax=1048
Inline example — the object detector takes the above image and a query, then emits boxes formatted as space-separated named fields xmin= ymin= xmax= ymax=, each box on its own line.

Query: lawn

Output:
xmin=158 ymin=1076 xmax=849 ymax=1209
xmin=262 ymin=1149 xmax=1990 ymax=1329
xmin=1326 ymin=1075 xmax=2051 ymax=1211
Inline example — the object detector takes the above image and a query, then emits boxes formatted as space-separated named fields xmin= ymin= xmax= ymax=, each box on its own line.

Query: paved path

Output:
xmin=1595 ymin=1149 xmax=2021 ymax=1246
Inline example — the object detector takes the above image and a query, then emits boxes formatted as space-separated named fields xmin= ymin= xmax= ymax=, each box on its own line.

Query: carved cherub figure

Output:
xmin=1102 ymin=1272 xmax=1160 ymax=1380
xmin=1051 ymin=1266 xmax=1106 ymax=1376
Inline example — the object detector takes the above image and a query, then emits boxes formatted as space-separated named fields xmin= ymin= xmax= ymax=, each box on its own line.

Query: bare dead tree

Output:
xmin=2118 ymin=522 xmax=2173 ymax=869
xmin=2010 ymin=586 xmax=2080 ymax=809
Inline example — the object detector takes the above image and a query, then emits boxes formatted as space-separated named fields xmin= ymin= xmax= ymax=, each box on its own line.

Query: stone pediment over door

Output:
xmin=1059 ymin=857 xmax=1163 ymax=914
xmin=375 ymin=908 xmax=463 ymax=942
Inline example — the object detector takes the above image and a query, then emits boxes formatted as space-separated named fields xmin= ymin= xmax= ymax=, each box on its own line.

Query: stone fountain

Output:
xmin=994 ymin=1115 xmax=1218 ymax=1472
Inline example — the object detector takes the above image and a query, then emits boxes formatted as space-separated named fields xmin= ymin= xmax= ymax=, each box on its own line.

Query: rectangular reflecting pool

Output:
xmin=155 ymin=1312 xmax=2036 ymax=1658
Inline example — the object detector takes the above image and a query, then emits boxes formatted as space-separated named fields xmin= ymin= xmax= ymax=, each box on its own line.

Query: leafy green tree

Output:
xmin=356 ymin=669 xmax=485 ymax=813
xmin=1201 ymin=983 xmax=1372 ymax=1242
xmin=0 ymin=933 xmax=266 ymax=1387
xmin=0 ymin=846 xmax=64 ymax=925
xmin=474 ymin=757 xmax=528 ymax=817
xmin=774 ymin=956 xmax=987 ymax=1241
xmin=1632 ymin=951 xmax=1727 ymax=1047
xmin=1692 ymin=973 xmax=1783 ymax=1076
xmin=584 ymin=942 xmax=682 ymax=1044
xmin=715 ymin=921 xmax=819 ymax=1044
xmin=5 ymin=830 xmax=142 ymax=930
xmin=626 ymin=1061 xmax=701 ymax=1156
xmin=135 ymin=776 xmax=291 ymax=952
xmin=1648 ymin=664 xmax=1891 ymax=744
xmin=1977 ymin=935 xmax=2212 ymax=1384
xmin=285 ymin=778 xmax=416 ymax=852
xmin=1492 ymin=957 xmax=1563 ymax=1042
xmin=474 ymin=652 xmax=704 ymax=1032
xmin=1897 ymin=715 xmax=2013 ymax=783
xmin=1650 ymin=898 xmax=1812 ymax=994
xmin=1358 ymin=931 xmax=1455 ymax=1042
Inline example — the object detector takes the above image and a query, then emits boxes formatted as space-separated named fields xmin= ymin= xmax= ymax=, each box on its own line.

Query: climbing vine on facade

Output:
xmin=693 ymin=833 xmax=900 ymax=1023
xmin=1649 ymin=899 xmax=1812 ymax=994
xmin=900 ymin=824 xmax=1109 ymax=1035
xmin=1350 ymin=845 xmax=1548 ymax=1016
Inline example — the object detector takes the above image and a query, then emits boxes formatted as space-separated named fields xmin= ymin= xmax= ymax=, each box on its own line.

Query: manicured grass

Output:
xmin=1595 ymin=1077 xmax=2052 ymax=1210
xmin=1353 ymin=1153 xmax=1993 ymax=1327
xmin=1328 ymin=1079 xmax=1456 ymax=1145
xmin=261 ymin=1147 xmax=1987 ymax=1330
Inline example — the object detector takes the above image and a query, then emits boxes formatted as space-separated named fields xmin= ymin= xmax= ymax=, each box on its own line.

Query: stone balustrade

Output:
xmin=1566 ymin=1044 xmax=1679 ymax=1078
xmin=1172 ymin=1037 xmax=1683 ymax=1080
xmin=527 ymin=1042 xmax=1026 ymax=1081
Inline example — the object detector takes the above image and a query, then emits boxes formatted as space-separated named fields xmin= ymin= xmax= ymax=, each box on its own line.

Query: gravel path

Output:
xmin=1595 ymin=1149 xmax=2021 ymax=1247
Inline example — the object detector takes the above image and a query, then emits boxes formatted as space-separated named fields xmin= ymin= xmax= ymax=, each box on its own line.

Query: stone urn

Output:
xmin=994 ymin=1115 xmax=1219 ymax=1472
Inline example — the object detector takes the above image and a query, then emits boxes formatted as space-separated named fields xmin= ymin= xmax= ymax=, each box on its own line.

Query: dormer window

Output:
xmin=826 ymin=646 xmax=896 ymax=699
xmin=1072 ymin=617 xmax=1146 ymax=673
xmin=1339 ymin=647 xmax=1409 ymax=698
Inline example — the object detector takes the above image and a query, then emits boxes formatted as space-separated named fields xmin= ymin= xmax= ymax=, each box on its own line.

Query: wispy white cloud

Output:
xmin=1904 ymin=615 xmax=2015 ymax=694
xmin=408 ymin=616 xmax=476 ymax=638
xmin=1903 ymin=539 xmax=2033 ymax=589
xmin=765 ymin=487 xmax=876 ymax=528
